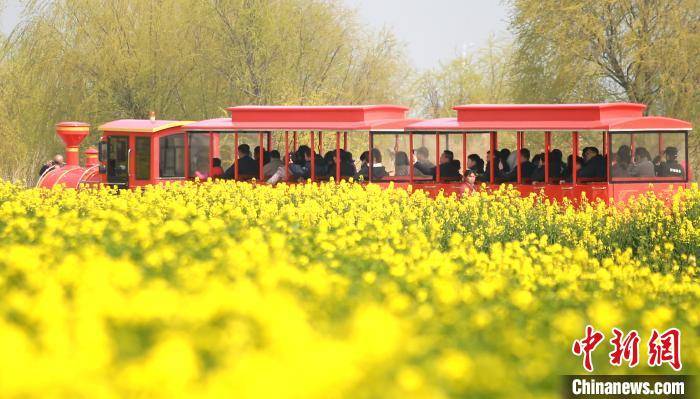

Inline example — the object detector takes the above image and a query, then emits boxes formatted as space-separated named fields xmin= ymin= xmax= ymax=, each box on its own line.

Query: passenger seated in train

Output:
xmin=506 ymin=149 xmax=518 ymax=172
xmin=413 ymin=146 xmax=435 ymax=176
xmin=504 ymin=148 xmax=535 ymax=182
xmin=39 ymin=154 xmax=65 ymax=176
xmin=394 ymin=151 xmax=410 ymax=176
xmin=222 ymin=144 xmax=259 ymax=179
xmin=264 ymin=150 xmax=283 ymax=179
xmin=611 ymin=145 xmax=632 ymax=177
xmin=629 ymin=147 xmax=654 ymax=177
xmin=289 ymin=145 xmax=328 ymax=180
xmin=356 ymin=148 xmax=388 ymax=180
xmin=358 ymin=151 xmax=369 ymax=170
xmin=479 ymin=149 xmax=507 ymax=182
xmin=323 ymin=151 xmax=337 ymax=178
xmin=340 ymin=151 xmax=357 ymax=178
xmin=432 ymin=150 xmax=462 ymax=180
xmin=195 ymin=157 xmax=224 ymax=180
xmin=211 ymin=158 xmax=223 ymax=178
xmin=577 ymin=146 xmax=606 ymax=179
xmin=564 ymin=154 xmax=584 ymax=182
xmin=657 ymin=147 xmax=685 ymax=178
xmin=549 ymin=149 xmax=565 ymax=180
xmin=253 ymin=146 xmax=267 ymax=164
xmin=467 ymin=154 xmax=485 ymax=175
xmin=530 ymin=153 xmax=545 ymax=182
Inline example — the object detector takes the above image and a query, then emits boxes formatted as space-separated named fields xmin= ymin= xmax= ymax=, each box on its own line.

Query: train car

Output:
xmin=39 ymin=103 xmax=693 ymax=203
xmin=405 ymin=103 xmax=693 ymax=201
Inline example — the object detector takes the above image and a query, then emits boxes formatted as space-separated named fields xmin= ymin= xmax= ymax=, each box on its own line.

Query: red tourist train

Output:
xmin=38 ymin=103 xmax=693 ymax=202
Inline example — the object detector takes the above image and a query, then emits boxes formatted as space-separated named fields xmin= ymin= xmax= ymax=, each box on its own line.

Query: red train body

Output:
xmin=39 ymin=103 xmax=693 ymax=203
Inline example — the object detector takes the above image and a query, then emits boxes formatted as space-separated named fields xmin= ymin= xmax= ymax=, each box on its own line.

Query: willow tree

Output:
xmin=508 ymin=0 xmax=699 ymax=171
xmin=413 ymin=36 xmax=513 ymax=118
xmin=0 ymin=0 xmax=408 ymax=182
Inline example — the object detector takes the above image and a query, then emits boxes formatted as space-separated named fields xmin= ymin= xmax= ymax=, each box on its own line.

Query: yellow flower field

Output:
xmin=0 ymin=180 xmax=698 ymax=398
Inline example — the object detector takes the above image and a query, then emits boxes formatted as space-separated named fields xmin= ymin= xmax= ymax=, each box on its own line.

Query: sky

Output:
xmin=0 ymin=0 xmax=511 ymax=70
xmin=342 ymin=0 xmax=511 ymax=70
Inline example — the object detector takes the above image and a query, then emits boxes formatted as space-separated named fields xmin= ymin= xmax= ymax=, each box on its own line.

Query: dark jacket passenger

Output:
xmin=222 ymin=155 xmax=259 ymax=179
xmin=432 ymin=160 xmax=462 ymax=180
xmin=577 ymin=154 xmax=606 ymax=179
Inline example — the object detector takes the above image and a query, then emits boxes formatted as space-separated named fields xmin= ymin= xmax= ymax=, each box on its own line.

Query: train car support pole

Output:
xmin=572 ymin=131 xmax=579 ymax=186
xmin=544 ymin=131 xmax=551 ymax=184
xmin=285 ymin=131 xmax=289 ymax=182
xmin=310 ymin=131 xmax=315 ymax=182
xmin=462 ymin=132 xmax=467 ymax=175
xmin=234 ymin=132 xmax=239 ymax=181
xmin=259 ymin=133 xmax=264 ymax=181
xmin=368 ymin=132 xmax=373 ymax=182
xmin=335 ymin=131 xmax=340 ymax=182
xmin=435 ymin=132 xmax=440 ymax=182
xmin=489 ymin=131 xmax=496 ymax=184
xmin=516 ymin=131 xmax=522 ymax=184
xmin=409 ymin=131 xmax=414 ymax=185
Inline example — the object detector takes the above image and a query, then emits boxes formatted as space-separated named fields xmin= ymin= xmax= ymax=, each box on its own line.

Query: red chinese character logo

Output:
xmin=648 ymin=328 xmax=682 ymax=371
xmin=609 ymin=328 xmax=640 ymax=367
xmin=572 ymin=325 xmax=605 ymax=372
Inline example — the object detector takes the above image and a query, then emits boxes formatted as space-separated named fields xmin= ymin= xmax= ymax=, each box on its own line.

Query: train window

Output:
xmin=189 ymin=133 xmax=210 ymax=178
xmin=436 ymin=133 xmax=464 ymax=182
xmin=159 ymin=134 xmax=185 ymax=178
xmin=609 ymin=131 xmax=687 ymax=182
xmin=214 ymin=132 xmax=263 ymax=181
xmin=411 ymin=132 xmax=437 ymax=182
xmin=369 ymin=132 xmax=409 ymax=182
xmin=134 ymin=137 xmax=151 ymax=180
xmin=464 ymin=133 xmax=489 ymax=181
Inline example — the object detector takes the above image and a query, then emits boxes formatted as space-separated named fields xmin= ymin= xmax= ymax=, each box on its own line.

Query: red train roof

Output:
xmin=407 ymin=103 xmax=692 ymax=131
xmin=99 ymin=119 xmax=192 ymax=133
xmin=185 ymin=105 xmax=418 ymax=131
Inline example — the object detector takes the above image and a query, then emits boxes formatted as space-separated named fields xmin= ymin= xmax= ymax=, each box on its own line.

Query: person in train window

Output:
xmin=340 ymin=151 xmax=357 ymax=178
xmin=356 ymin=148 xmax=388 ymax=180
xmin=564 ymin=154 xmax=584 ymax=182
xmin=39 ymin=154 xmax=65 ymax=176
xmin=467 ymin=154 xmax=485 ymax=175
xmin=504 ymin=148 xmax=535 ymax=182
xmin=323 ymin=151 xmax=337 ymax=178
xmin=413 ymin=146 xmax=435 ymax=176
xmin=253 ymin=146 xmax=268 ymax=165
xmin=432 ymin=150 xmax=462 ymax=180
xmin=549 ymin=149 xmax=565 ymax=180
xmin=577 ymin=147 xmax=606 ymax=179
xmin=629 ymin=147 xmax=655 ymax=177
xmin=264 ymin=150 xmax=284 ymax=179
xmin=222 ymin=144 xmax=259 ymax=179
xmin=530 ymin=153 xmax=545 ymax=182
xmin=506 ymin=149 xmax=519 ymax=172
xmin=480 ymin=150 xmax=505 ymax=182
xmin=394 ymin=151 xmax=410 ymax=176
xmin=657 ymin=147 xmax=684 ymax=178
xmin=358 ymin=151 xmax=369 ymax=171
xmin=211 ymin=158 xmax=223 ymax=178
xmin=611 ymin=145 xmax=632 ymax=178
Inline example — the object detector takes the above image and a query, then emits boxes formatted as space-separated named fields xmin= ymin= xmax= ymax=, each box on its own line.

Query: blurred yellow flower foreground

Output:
xmin=0 ymin=180 xmax=698 ymax=398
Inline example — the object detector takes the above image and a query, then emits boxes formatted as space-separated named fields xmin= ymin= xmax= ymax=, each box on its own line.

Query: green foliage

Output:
xmin=413 ymin=36 xmax=513 ymax=118
xmin=507 ymin=0 xmax=699 ymax=173
xmin=0 ymin=0 xmax=408 ymax=183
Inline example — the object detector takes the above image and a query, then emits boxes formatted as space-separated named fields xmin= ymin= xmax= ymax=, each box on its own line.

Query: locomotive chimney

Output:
xmin=55 ymin=122 xmax=90 ymax=166
xmin=84 ymin=147 xmax=99 ymax=167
